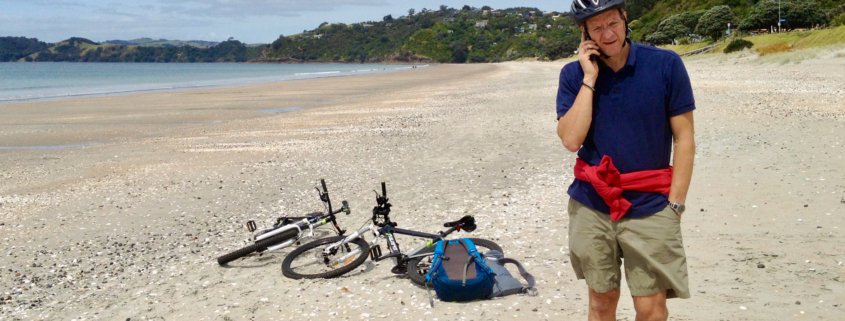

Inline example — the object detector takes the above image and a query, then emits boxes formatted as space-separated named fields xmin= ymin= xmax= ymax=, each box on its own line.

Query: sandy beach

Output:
xmin=1 ymin=51 xmax=845 ymax=320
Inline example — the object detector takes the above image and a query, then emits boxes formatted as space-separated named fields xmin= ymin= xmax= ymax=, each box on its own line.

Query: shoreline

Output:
xmin=0 ymin=63 xmax=433 ymax=104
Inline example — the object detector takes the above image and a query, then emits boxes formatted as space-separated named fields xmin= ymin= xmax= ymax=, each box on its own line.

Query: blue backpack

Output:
xmin=425 ymin=239 xmax=496 ymax=306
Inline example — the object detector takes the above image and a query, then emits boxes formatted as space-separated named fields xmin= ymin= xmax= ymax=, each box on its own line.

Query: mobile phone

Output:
xmin=583 ymin=30 xmax=606 ymax=61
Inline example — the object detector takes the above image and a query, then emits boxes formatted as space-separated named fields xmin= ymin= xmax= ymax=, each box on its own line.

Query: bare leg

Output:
xmin=588 ymin=287 xmax=621 ymax=321
xmin=632 ymin=290 xmax=668 ymax=321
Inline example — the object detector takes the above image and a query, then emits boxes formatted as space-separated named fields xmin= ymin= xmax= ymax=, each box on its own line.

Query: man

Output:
xmin=556 ymin=0 xmax=695 ymax=320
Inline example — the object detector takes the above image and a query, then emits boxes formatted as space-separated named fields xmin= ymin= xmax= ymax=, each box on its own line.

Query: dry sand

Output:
xmin=1 ymin=53 xmax=844 ymax=321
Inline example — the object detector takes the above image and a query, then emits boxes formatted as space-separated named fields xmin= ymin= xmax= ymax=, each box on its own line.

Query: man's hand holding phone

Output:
xmin=579 ymin=29 xmax=600 ymax=87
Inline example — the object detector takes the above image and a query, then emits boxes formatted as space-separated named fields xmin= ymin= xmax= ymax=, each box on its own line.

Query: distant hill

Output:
xmin=0 ymin=37 xmax=262 ymax=62
xmin=103 ymin=38 xmax=219 ymax=48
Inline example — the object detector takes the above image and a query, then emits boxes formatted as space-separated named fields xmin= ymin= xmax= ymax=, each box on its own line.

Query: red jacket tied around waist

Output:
xmin=574 ymin=156 xmax=673 ymax=221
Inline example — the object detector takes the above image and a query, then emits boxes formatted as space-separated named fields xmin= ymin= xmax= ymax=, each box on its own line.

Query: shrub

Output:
xmin=723 ymin=38 xmax=753 ymax=53
xmin=756 ymin=42 xmax=792 ymax=55
xmin=645 ymin=31 xmax=672 ymax=45
xmin=833 ymin=13 xmax=845 ymax=27
xmin=679 ymin=37 xmax=690 ymax=45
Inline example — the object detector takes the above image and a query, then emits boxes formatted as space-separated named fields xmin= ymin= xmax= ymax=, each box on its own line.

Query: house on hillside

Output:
xmin=385 ymin=23 xmax=393 ymax=27
xmin=546 ymin=24 xmax=552 ymax=29
xmin=444 ymin=18 xmax=455 ymax=22
xmin=491 ymin=10 xmax=501 ymax=16
xmin=447 ymin=30 xmax=453 ymax=34
xmin=363 ymin=24 xmax=373 ymax=28
xmin=314 ymin=34 xmax=323 ymax=39
xmin=528 ymin=24 xmax=537 ymax=31
xmin=475 ymin=20 xmax=488 ymax=28
xmin=557 ymin=25 xmax=565 ymax=30
xmin=299 ymin=33 xmax=314 ymax=38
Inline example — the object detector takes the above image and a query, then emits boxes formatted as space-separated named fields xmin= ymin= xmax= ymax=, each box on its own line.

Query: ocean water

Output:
xmin=0 ymin=62 xmax=427 ymax=103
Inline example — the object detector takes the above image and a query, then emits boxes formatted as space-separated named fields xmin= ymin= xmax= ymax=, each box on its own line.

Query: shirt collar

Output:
xmin=625 ymin=38 xmax=637 ymax=68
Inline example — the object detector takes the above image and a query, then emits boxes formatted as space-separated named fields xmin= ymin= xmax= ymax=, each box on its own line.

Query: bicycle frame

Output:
xmin=248 ymin=179 xmax=349 ymax=254
xmin=321 ymin=221 xmax=460 ymax=267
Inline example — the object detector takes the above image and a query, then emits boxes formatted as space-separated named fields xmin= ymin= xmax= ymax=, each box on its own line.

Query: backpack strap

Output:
xmin=462 ymin=255 xmax=475 ymax=286
xmin=425 ymin=240 xmax=446 ymax=284
xmin=458 ymin=239 xmax=496 ymax=276
xmin=499 ymin=258 xmax=538 ymax=296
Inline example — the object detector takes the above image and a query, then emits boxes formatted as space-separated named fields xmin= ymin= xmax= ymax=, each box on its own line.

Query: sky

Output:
xmin=1 ymin=0 xmax=572 ymax=44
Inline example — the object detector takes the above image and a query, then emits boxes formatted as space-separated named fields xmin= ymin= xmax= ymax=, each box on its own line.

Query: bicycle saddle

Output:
xmin=444 ymin=215 xmax=476 ymax=232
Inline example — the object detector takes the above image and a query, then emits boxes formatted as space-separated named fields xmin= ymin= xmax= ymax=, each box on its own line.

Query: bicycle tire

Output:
xmin=217 ymin=228 xmax=300 ymax=265
xmin=406 ymin=238 xmax=502 ymax=286
xmin=281 ymin=235 xmax=370 ymax=279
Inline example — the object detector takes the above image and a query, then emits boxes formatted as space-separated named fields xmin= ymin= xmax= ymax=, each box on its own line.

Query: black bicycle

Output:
xmin=216 ymin=179 xmax=359 ymax=265
xmin=281 ymin=182 xmax=502 ymax=281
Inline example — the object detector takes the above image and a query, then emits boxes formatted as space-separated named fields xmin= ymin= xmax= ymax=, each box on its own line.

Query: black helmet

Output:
xmin=570 ymin=0 xmax=627 ymax=25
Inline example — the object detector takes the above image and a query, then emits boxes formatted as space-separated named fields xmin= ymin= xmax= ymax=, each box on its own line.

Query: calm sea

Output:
xmin=0 ymin=62 xmax=426 ymax=103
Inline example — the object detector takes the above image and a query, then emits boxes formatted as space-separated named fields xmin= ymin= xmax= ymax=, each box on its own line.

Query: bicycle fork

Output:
xmin=321 ymin=225 xmax=378 ymax=267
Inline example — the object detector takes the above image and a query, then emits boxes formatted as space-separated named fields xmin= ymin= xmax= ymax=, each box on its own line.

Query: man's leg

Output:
xmin=632 ymin=290 xmax=668 ymax=321
xmin=589 ymin=287 xmax=621 ymax=321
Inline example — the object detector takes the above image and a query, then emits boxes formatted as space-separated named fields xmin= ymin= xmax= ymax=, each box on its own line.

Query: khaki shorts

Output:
xmin=568 ymin=199 xmax=690 ymax=299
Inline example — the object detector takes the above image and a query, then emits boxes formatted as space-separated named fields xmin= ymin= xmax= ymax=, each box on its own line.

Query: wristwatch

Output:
xmin=668 ymin=201 xmax=685 ymax=215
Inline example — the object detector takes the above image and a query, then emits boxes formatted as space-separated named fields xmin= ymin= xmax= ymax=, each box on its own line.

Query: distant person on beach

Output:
xmin=556 ymin=0 xmax=696 ymax=320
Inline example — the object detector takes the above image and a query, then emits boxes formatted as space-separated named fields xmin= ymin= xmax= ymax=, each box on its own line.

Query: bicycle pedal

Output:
xmin=369 ymin=245 xmax=382 ymax=261
xmin=245 ymin=220 xmax=257 ymax=232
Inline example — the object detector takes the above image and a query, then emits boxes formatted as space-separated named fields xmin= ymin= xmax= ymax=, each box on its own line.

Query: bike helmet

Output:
xmin=570 ymin=0 xmax=627 ymax=25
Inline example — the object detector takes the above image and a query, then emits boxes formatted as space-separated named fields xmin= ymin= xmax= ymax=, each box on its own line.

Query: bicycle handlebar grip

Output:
xmin=381 ymin=181 xmax=386 ymax=197
xmin=321 ymin=179 xmax=328 ymax=193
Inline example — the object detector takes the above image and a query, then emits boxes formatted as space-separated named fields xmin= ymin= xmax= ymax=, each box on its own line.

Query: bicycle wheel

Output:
xmin=217 ymin=229 xmax=299 ymax=265
xmin=281 ymin=235 xmax=370 ymax=279
xmin=406 ymin=238 xmax=502 ymax=286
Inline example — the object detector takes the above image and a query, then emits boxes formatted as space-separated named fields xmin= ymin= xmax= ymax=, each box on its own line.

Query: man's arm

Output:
xmin=557 ymin=30 xmax=601 ymax=153
xmin=668 ymin=111 xmax=695 ymax=207
xmin=557 ymin=82 xmax=595 ymax=152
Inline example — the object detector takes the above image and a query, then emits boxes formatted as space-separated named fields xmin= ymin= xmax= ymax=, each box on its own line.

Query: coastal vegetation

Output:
xmin=2 ymin=1 xmax=845 ymax=63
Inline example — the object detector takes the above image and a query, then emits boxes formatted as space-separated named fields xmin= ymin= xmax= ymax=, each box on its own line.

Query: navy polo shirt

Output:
xmin=556 ymin=40 xmax=695 ymax=218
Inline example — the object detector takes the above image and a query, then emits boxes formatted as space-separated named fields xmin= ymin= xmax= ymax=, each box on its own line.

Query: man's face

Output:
xmin=585 ymin=9 xmax=627 ymax=57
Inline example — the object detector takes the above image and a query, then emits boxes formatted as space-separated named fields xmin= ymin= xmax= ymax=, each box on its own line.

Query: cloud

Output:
xmin=0 ymin=0 xmax=88 ymax=7
xmin=155 ymin=0 xmax=390 ymax=18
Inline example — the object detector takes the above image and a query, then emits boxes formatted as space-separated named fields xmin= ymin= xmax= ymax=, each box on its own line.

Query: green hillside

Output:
xmin=262 ymin=7 xmax=581 ymax=63
xmin=103 ymin=38 xmax=220 ymax=48
xmin=4 ymin=2 xmax=844 ymax=63
xmin=629 ymin=0 xmax=845 ymax=44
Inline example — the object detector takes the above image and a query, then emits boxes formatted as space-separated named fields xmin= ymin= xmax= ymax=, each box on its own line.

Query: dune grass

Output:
xmin=712 ymin=25 xmax=845 ymax=53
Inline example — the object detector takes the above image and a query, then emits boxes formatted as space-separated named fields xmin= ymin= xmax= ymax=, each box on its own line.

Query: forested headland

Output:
xmin=2 ymin=1 xmax=843 ymax=63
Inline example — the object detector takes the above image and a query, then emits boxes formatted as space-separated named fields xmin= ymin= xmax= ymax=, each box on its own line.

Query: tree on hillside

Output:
xmin=450 ymin=41 xmax=468 ymax=63
xmin=462 ymin=5 xmax=471 ymax=11
xmin=482 ymin=5 xmax=492 ymax=11
xmin=408 ymin=8 xmax=415 ymax=16
xmin=440 ymin=5 xmax=449 ymax=12
xmin=695 ymin=5 xmax=734 ymax=40
xmin=384 ymin=14 xmax=393 ymax=21
xmin=739 ymin=0 xmax=829 ymax=30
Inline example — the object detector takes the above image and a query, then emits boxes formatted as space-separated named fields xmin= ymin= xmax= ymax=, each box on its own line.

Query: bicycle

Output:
xmin=281 ymin=182 xmax=502 ymax=281
xmin=216 ymin=179 xmax=363 ymax=265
